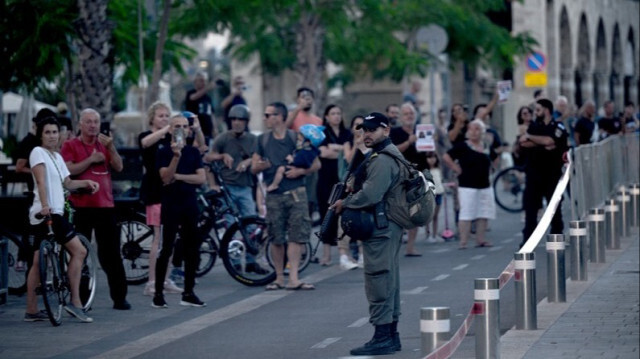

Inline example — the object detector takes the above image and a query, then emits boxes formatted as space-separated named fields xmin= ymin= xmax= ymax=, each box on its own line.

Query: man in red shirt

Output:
xmin=61 ymin=108 xmax=131 ymax=310
xmin=286 ymin=87 xmax=322 ymax=131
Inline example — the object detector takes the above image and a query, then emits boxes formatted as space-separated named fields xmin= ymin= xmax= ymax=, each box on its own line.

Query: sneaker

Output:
xmin=426 ymin=236 xmax=438 ymax=244
xmin=24 ymin=310 xmax=48 ymax=322
xmin=152 ymin=295 xmax=168 ymax=308
xmin=65 ymin=304 xmax=93 ymax=323
xmin=170 ymin=267 xmax=185 ymax=284
xmin=113 ymin=300 xmax=132 ymax=310
xmin=435 ymin=237 xmax=445 ymax=243
xmin=143 ymin=281 xmax=155 ymax=296
xmin=340 ymin=255 xmax=358 ymax=270
xmin=357 ymin=256 xmax=364 ymax=268
xmin=164 ymin=279 xmax=183 ymax=294
xmin=180 ymin=292 xmax=206 ymax=307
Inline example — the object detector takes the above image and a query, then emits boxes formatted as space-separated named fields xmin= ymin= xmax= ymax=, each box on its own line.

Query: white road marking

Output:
xmin=431 ymin=248 xmax=449 ymax=253
xmin=404 ymin=286 xmax=429 ymax=294
xmin=489 ymin=246 xmax=503 ymax=252
xmin=501 ymin=238 xmax=514 ymax=244
xmin=452 ymin=264 xmax=468 ymax=270
xmin=311 ymin=337 xmax=341 ymax=349
xmin=348 ymin=317 xmax=370 ymax=328
xmin=432 ymin=274 xmax=450 ymax=281
xmin=471 ymin=255 xmax=486 ymax=260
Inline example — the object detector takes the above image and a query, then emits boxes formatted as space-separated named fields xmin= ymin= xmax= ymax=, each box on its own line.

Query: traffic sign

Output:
xmin=526 ymin=52 xmax=547 ymax=72
xmin=524 ymin=71 xmax=548 ymax=87
xmin=416 ymin=24 xmax=448 ymax=55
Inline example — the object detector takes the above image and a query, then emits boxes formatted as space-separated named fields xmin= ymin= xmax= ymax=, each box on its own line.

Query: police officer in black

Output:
xmin=518 ymin=98 xmax=568 ymax=248
xmin=333 ymin=112 xmax=403 ymax=356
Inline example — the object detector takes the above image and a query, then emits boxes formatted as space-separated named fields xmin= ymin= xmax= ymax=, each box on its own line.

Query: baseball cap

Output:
xmin=356 ymin=112 xmax=389 ymax=130
xmin=182 ymin=111 xmax=197 ymax=119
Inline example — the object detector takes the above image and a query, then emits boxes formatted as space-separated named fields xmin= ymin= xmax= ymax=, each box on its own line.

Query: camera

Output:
xmin=100 ymin=122 xmax=110 ymax=136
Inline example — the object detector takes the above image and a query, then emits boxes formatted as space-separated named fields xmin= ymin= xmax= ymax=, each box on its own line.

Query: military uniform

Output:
xmin=343 ymin=138 xmax=402 ymax=325
xmin=521 ymin=118 xmax=568 ymax=244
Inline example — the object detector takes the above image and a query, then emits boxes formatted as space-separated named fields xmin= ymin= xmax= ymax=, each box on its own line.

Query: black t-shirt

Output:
xmin=156 ymin=144 xmax=203 ymax=209
xmin=573 ymin=117 xmax=595 ymax=145
xmin=447 ymin=121 xmax=468 ymax=147
xmin=185 ymin=89 xmax=214 ymax=139
xmin=390 ymin=127 xmax=428 ymax=171
xmin=524 ymin=118 xmax=568 ymax=177
xmin=14 ymin=133 xmax=40 ymax=191
xmin=257 ymin=131 xmax=304 ymax=194
xmin=318 ymin=126 xmax=351 ymax=185
xmin=597 ymin=116 xmax=622 ymax=136
xmin=446 ymin=141 xmax=496 ymax=189
xmin=138 ymin=131 xmax=170 ymax=205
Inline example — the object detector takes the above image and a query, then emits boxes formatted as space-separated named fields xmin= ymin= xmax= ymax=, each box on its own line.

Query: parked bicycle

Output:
xmin=492 ymin=166 xmax=525 ymax=212
xmin=37 ymin=215 xmax=98 ymax=326
xmin=1 ymin=225 xmax=28 ymax=295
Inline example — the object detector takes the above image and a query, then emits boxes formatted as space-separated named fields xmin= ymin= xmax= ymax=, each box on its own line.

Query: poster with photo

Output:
xmin=415 ymin=124 xmax=435 ymax=152
xmin=497 ymin=80 xmax=513 ymax=103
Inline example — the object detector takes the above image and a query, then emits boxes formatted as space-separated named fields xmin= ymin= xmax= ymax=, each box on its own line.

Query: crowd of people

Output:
xmin=10 ymin=73 xmax=639 ymax=355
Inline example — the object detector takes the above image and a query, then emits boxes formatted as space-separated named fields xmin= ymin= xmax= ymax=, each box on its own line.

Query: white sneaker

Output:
xmin=339 ymin=255 xmax=358 ymax=270
xmin=143 ymin=281 xmax=155 ymax=296
xmin=426 ymin=236 xmax=438 ymax=244
xmin=164 ymin=279 xmax=184 ymax=294
xmin=435 ymin=236 xmax=445 ymax=243
xmin=357 ymin=256 xmax=364 ymax=268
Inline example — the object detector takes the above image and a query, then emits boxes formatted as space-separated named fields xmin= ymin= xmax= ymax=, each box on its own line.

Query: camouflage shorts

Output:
xmin=266 ymin=186 xmax=311 ymax=245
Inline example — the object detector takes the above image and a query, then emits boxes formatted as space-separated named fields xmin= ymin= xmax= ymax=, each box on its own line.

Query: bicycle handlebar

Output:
xmin=35 ymin=213 xmax=54 ymax=236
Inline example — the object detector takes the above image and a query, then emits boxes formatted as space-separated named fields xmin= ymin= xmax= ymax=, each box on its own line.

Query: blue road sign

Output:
xmin=526 ymin=52 xmax=546 ymax=72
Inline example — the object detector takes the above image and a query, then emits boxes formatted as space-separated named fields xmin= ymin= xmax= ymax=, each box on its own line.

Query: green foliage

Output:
xmin=173 ymin=0 xmax=535 ymax=87
xmin=0 ymin=0 xmax=76 ymax=91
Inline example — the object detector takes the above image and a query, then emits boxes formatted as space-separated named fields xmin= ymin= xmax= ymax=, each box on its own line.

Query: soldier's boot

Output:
xmin=391 ymin=321 xmax=401 ymax=352
xmin=350 ymin=323 xmax=396 ymax=356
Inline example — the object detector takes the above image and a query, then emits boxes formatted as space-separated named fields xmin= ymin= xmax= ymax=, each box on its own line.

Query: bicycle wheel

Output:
xmin=267 ymin=241 xmax=313 ymax=275
xmin=493 ymin=166 xmax=526 ymax=213
xmin=118 ymin=217 xmax=153 ymax=284
xmin=39 ymin=241 xmax=66 ymax=326
xmin=76 ymin=235 xmax=97 ymax=311
xmin=196 ymin=235 xmax=218 ymax=278
xmin=219 ymin=216 xmax=275 ymax=287
xmin=3 ymin=232 xmax=28 ymax=295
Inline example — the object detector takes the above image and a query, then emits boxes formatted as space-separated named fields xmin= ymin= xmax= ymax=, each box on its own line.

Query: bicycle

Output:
xmin=1 ymin=226 xmax=28 ymax=295
xmin=492 ymin=166 xmax=525 ymax=212
xmin=37 ymin=215 xmax=98 ymax=326
xmin=208 ymin=161 xmax=313 ymax=286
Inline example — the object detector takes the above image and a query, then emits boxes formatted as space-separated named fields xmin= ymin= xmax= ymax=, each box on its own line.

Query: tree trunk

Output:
xmin=73 ymin=0 xmax=115 ymax=122
xmin=147 ymin=0 xmax=172 ymax=105
xmin=294 ymin=6 xmax=326 ymax=112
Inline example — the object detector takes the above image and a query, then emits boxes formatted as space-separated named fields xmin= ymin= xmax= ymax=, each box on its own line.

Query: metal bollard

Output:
xmin=514 ymin=252 xmax=537 ymax=330
xmin=588 ymin=207 xmax=606 ymax=263
xmin=569 ymin=220 xmax=588 ymax=281
xmin=474 ymin=278 xmax=500 ymax=359
xmin=604 ymin=198 xmax=621 ymax=249
xmin=546 ymin=234 xmax=566 ymax=302
xmin=420 ymin=307 xmax=450 ymax=355
xmin=616 ymin=186 xmax=631 ymax=237
xmin=629 ymin=184 xmax=639 ymax=228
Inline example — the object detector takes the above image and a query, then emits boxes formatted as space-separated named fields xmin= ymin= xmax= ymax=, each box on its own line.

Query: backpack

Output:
xmin=378 ymin=149 xmax=436 ymax=229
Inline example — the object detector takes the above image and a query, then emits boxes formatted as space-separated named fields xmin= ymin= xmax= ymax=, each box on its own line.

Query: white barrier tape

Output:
xmin=474 ymin=289 xmax=500 ymax=301
xmin=499 ymin=261 xmax=515 ymax=289
xmin=604 ymin=204 xmax=619 ymax=212
xmin=589 ymin=214 xmax=605 ymax=222
xmin=617 ymin=195 xmax=630 ymax=202
xmin=423 ymin=306 xmax=475 ymax=359
xmin=569 ymin=227 xmax=588 ymax=236
xmin=420 ymin=319 xmax=451 ymax=333
xmin=630 ymin=188 xmax=640 ymax=195
xmin=519 ymin=161 xmax=571 ymax=254
xmin=514 ymin=259 xmax=536 ymax=270
xmin=546 ymin=241 xmax=565 ymax=250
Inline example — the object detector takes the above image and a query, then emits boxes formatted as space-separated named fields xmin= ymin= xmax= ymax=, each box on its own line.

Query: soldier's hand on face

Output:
xmin=90 ymin=149 xmax=106 ymax=164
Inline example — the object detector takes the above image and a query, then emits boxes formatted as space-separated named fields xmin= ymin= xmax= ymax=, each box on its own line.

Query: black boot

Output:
xmin=390 ymin=321 xmax=401 ymax=352
xmin=350 ymin=323 xmax=396 ymax=356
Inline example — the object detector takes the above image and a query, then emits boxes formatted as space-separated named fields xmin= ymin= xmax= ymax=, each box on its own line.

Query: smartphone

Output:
xmin=187 ymin=116 xmax=194 ymax=127
xmin=100 ymin=122 xmax=110 ymax=136
xmin=173 ymin=127 xmax=185 ymax=146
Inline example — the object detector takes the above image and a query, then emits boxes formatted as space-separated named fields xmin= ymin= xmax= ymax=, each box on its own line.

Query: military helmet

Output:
xmin=228 ymin=104 xmax=251 ymax=120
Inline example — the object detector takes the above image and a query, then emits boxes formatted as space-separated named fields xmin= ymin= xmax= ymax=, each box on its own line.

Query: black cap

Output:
xmin=356 ymin=112 xmax=389 ymax=130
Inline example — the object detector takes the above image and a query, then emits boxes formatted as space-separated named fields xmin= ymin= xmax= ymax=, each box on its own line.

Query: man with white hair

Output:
xmin=553 ymin=95 xmax=576 ymax=146
xmin=61 ymin=108 xmax=131 ymax=310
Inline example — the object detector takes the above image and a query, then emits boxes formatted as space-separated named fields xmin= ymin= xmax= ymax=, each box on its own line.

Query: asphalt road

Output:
xmin=0 ymin=200 xmax=566 ymax=359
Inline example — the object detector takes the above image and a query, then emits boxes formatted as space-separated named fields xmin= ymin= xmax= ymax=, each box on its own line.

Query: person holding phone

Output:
xmin=152 ymin=114 xmax=207 ymax=308
xmin=61 ymin=108 xmax=131 ymax=310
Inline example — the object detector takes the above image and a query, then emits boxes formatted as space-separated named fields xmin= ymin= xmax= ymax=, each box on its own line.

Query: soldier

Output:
xmin=333 ymin=112 xmax=403 ymax=356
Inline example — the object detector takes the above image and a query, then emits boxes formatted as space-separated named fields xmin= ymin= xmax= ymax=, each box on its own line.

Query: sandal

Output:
xmin=265 ymin=283 xmax=285 ymax=291
xmin=475 ymin=242 xmax=493 ymax=248
xmin=286 ymin=282 xmax=315 ymax=291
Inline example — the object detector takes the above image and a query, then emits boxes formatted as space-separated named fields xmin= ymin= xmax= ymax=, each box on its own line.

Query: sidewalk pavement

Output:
xmin=500 ymin=233 xmax=639 ymax=359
